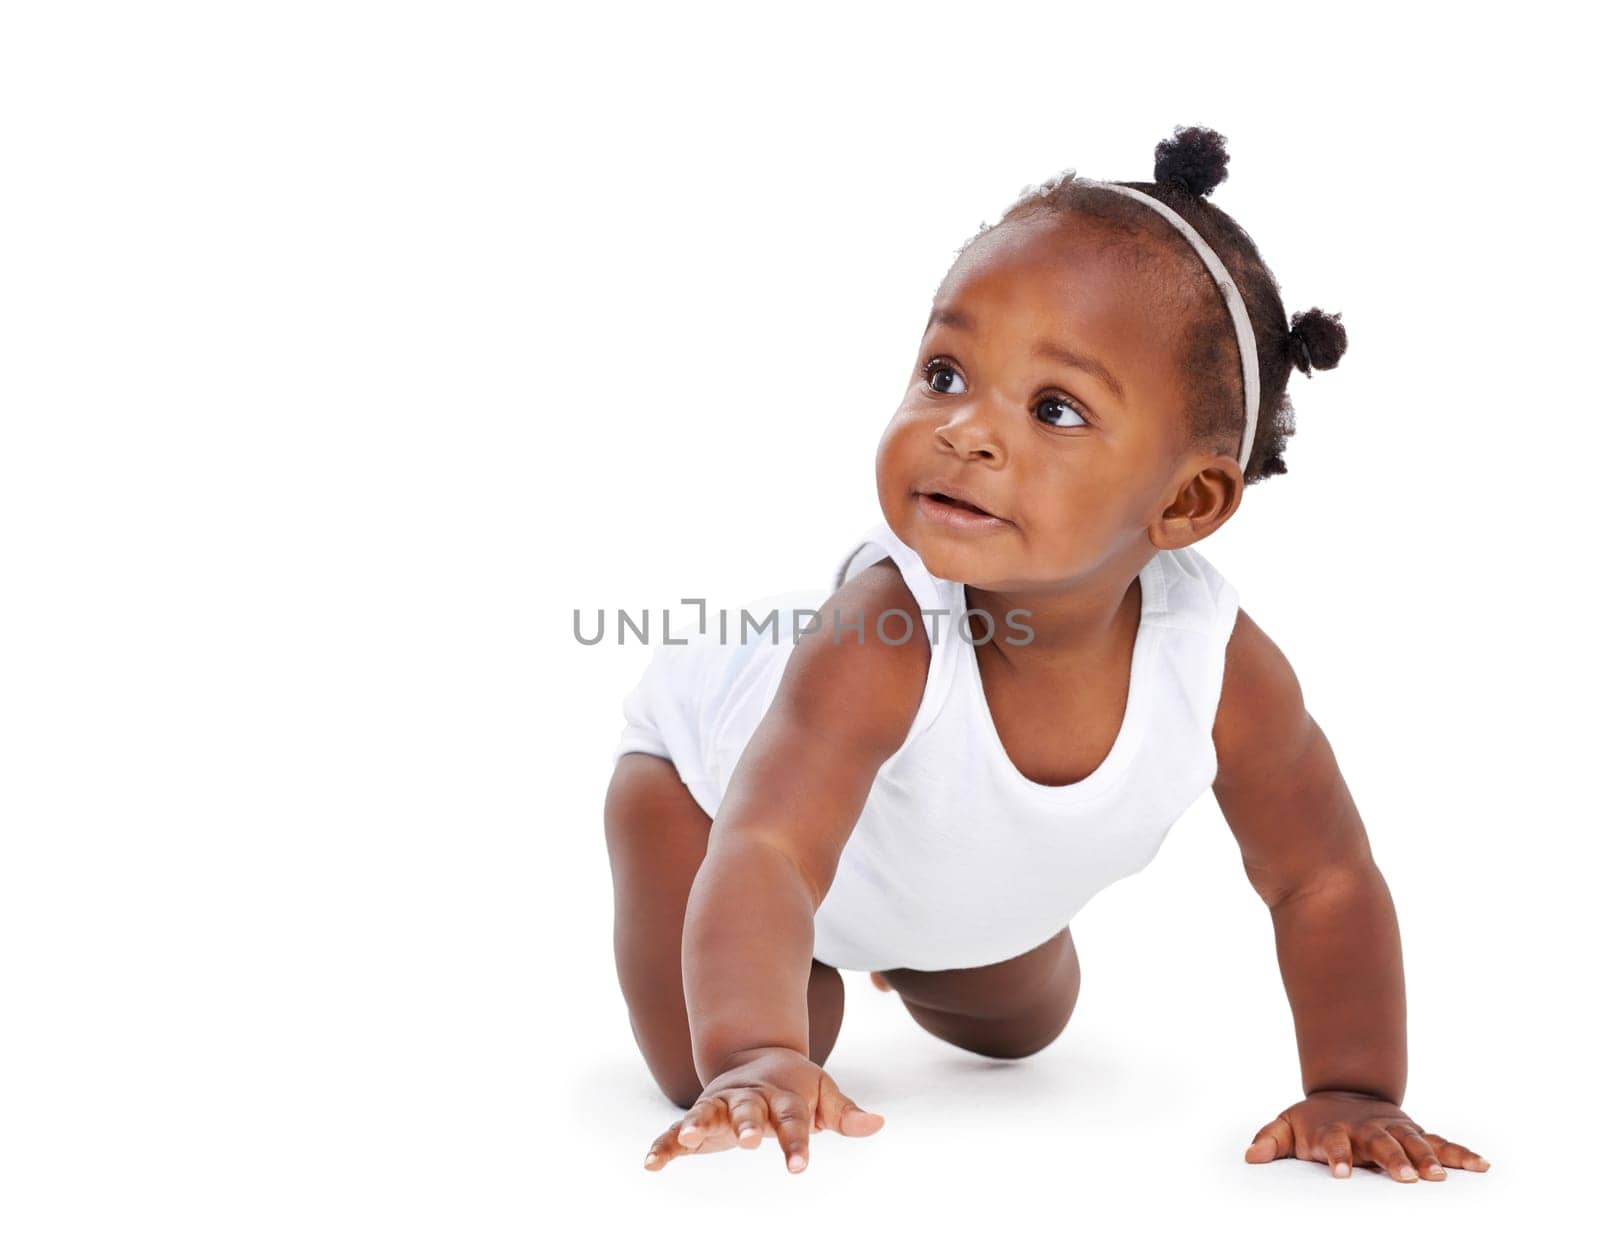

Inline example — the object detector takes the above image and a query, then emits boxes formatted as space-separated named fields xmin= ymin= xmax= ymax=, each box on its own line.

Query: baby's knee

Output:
xmin=965 ymin=1005 xmax=1074 ymax=1060
xmin=896 ymin=943 xmax=1082 ymax=1061
xmin=627 ymin=1011 xmax=703 ymax=1110
xmin=661 ymin=1080 xmax=701 ymax=1111
xmin=908 ymin=994 xmax=1075 ymax=1061
xmin=807 ymin=959 xmax=846 ymax=1065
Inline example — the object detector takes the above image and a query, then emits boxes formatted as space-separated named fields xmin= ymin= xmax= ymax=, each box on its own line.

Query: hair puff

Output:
xmin=1287 ymin=308 xmax=1348 ymax=376
xmin=1152 ymin=125 xmax=1231 ymax=198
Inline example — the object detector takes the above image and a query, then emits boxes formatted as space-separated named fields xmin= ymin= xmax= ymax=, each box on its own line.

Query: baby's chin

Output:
xmin=890 ymin=511 xmax=1020 ymax=585
xmin=892 ymin=508 xmax=1112 ymax=593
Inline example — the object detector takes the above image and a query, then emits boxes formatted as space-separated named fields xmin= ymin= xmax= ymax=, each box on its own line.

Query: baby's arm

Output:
xmin=654 ymin=561 xmax=928 ymax=1173
xmin=1211 ymin=609 xmax=1490 ymax=1183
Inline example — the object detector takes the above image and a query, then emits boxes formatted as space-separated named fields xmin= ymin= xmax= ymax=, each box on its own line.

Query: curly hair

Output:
xmin=952 ymin=125 xmax=1348 ymax=486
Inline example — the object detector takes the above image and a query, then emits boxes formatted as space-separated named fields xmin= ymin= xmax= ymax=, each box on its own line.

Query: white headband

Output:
xmin=1079 ymin=178 xmax=1260 ymax=469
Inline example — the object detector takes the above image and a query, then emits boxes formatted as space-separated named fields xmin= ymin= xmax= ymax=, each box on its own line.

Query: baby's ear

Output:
xmin=1151 ymin=457 xmax=1242 ymax=548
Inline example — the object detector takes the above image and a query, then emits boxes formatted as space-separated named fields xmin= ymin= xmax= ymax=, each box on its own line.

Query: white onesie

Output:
xmin=612 ymin=519 xmax=1241 ymax=972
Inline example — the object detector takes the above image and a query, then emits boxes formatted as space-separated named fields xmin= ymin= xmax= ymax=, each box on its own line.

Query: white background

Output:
xmin=3 ymin=2 xmax=1595 ymax=1240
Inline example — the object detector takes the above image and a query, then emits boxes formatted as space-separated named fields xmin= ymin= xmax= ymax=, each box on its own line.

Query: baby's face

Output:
xmin=876 ymin=212 xmax=1204 ymax=591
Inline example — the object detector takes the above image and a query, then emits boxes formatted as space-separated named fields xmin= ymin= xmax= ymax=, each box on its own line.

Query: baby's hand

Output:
xmin=642 ymin=1045 xmax=885 ymax=1174
xmin=1245 ymin=1090 xmax=1491 ymax=1182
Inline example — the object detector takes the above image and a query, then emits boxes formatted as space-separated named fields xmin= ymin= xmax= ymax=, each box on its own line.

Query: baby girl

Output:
xmin=604 ymin=125 xmax=1490 ymax=1183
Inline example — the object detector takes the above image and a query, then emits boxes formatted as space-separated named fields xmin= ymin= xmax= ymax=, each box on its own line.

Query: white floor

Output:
xmin=555 ymin=891 xmax=1553 ymax=1243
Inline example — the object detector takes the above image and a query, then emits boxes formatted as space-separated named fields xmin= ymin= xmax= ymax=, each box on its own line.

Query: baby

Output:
xmin=604 ymin=125 xmax=1491 ymax=1183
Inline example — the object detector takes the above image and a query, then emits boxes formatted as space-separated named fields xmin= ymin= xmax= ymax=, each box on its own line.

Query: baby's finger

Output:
xmin=677 ymin=1096 xmax=729 ymax=1151
xmin=1358 ymin=1127 xmax=1418 ymax=1182
xmin=725 ymin=1089 xmax=771 ymax=1149
xmin=1421 ymin=1132 xmax=1491 ymax=1173
xmin=815 ymin=1078 xmax=885 ymax=1138
xmin=1317 ymin=1124 xmax=1354 ymax=1178
xmin=1390 ymin=1125 xmax=1446 ymax=1180
xmin=1244 ymin=1116 xmax=1293 ymax=1163
xmin=767 ymin=1090 xmax=813 ymax=1173
xmin=643 ymin=1120 xmax=688 ymax=1171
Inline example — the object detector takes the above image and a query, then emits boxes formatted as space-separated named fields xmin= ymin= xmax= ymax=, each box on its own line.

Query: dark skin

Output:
xmin=629 ymin=213 xmax=1490 ymax=1180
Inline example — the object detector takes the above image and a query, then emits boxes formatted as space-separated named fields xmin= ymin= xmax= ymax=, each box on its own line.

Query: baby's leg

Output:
xmin=875 ymin=927 xmax=1081 ymax=1060
xmin=604 ymin=752 xmax=846 ymax=1109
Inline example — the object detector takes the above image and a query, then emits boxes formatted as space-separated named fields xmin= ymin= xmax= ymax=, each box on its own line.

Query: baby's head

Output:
xmin=876 ymin=125 xmax=1348 ymax=590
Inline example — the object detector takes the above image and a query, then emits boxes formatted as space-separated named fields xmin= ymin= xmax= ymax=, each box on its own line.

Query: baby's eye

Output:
xmin=921 ymin=358 xmax=966 ymax=396
xmin=1035 ymin=396 xmax=1089 ymax=429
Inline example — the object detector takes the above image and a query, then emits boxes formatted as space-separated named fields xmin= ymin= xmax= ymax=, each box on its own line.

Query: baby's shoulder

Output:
xmin=771 ymin=555 xmax=932 ymax=757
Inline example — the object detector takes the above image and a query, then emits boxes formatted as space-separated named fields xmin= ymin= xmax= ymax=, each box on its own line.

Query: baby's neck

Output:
xmin=963 ymin=572 xmax=1142 ymax=671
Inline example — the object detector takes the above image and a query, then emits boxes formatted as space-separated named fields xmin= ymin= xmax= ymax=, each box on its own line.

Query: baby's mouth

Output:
xmin=914 ymin=486 xmax=1011 ymax=526
xmin=928 ymin=492 xmax=993 ymax=516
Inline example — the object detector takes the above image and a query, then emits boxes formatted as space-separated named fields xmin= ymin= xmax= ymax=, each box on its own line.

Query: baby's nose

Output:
xmin=936 ymin=404 xmax=1006 ymax=461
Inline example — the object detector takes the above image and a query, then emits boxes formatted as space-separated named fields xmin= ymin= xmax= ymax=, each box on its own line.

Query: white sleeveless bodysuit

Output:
xmin=612 ymin=519 xmax=1242 ymax=972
